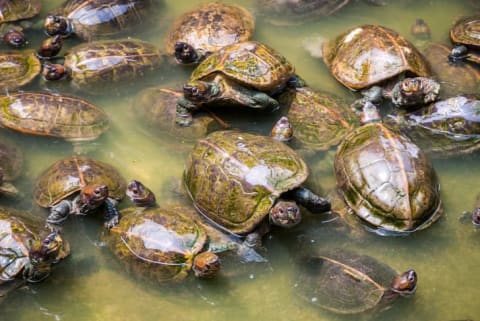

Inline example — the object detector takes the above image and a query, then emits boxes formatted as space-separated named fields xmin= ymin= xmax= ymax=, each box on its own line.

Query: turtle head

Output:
xmin=38 ymin=35 xmax=64 ymax=58
xmin=126 ymin=180 xmax=156 ymax=207
xmin=472 ymin=208 xmax=480 ymax=227
xmin=270 ymin=200 xmax=302 ymax=228
xmin=3 ymin=29 xmax=27 ymax=48
xmin=192 ymin=252 xmax=221 ymax=278
xmin=183 ymin=81 xmax=219 ymax=103
xmin=390 ymin=269 xmax=417 ymax=296
xmin=391 ymin=77 xmax=440 ymax=107
xmin=80 ymin=184 xmax=109 ymax=210
xmin=174 ymin=42 xmax=199 ymax=65
xmin=449 ymin=45 xmax=469 ymax=62
xmin=27 ymin=232 xmax=67 ymax=282
xmin=42 ymin=62 xmax=68 ymax=81
xmin=44 ymin=15 xmax=73 ymax=37
xmin=271 ymin=116 xmax=293 ymax=142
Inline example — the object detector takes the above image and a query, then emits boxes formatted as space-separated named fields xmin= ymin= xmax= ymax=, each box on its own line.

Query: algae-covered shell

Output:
xmin=0 ymin=0 xmax=41 ymax=23
xmin=0 ymin=50 xmax=41 ymax=92
xmin=0 ymin=92 xmax=109 ymax=141
xmin=34 ymin=156 xmax=126 ymax=208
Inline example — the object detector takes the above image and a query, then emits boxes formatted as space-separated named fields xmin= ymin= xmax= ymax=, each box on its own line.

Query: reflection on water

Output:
xmin=1 ymin=0 xmax=479 ymax=320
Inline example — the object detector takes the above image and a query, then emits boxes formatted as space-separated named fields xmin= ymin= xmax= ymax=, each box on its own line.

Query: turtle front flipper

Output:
xmin=287 ymin=187 xmax=331 ymax=214
xmin=103 ymin=198 xmax=120 ymax=229
xmin=46 ymin=200 xmax=72 ymax=229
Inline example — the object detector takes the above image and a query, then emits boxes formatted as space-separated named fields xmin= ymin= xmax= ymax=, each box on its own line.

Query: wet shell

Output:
xmin=0 ymin=92 xmax=109 ymax=141
xmin=0 ymin=0 xmax=41 ymax=23
xmin=0 ymin=50 xmax=41 ymax=92
xmin=450 ymin=14 xmax=480 ymax=48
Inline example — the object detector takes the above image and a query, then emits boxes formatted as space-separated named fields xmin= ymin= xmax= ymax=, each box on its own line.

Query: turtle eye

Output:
xmin=94 ymin=188 xmax=103 ymax=196
xmin=278 ymin=208 xmax=284 ymax=214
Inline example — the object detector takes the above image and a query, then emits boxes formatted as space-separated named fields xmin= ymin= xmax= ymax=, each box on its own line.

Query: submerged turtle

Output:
xmin=176 ymin=41 xmax=298 ymax=126
xmin=449 ymin=14 xmax=480 ymax=65
xmin=0 ymin=138 xmax=23 ymax=198
xmin=165 ymin=2 xmax=255 ymax=65
xmin=334 ymin=102 xmax=443 ymax=235
xmin=42 ymin=39 xmax=163 ymax=94
xmin=460 ymin=194 xmax=480 ymax=227
xmin=184 ymin=130 xmax=331 ymax=243
xmin=0 ymin=207 xmax=69 ymax=301
xmin=44 ymin=0 xmax=153 ymax=40
xmin=0 ymin=91 xmax=109 ymax=141
xmin=293 ymin=248 xmax=417 ymax=314
xmin=385 ymin=96 xmax=480 ymax=158
xmin=0 ymin=50 xmax=41 ymax=92
xmin=33 ymin=156 xmax=127 ymax=229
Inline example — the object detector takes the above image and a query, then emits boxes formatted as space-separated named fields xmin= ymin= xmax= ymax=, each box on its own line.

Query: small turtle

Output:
xmin=0 ymin=91 xmax=109 ymax=141
xmin=165 ymin=2 xmax=255 ymax=65
xmin=184 ymin=130 xmax=331 ymax=244
xmin=176 ymin=41 xmax=299 ymax=126
xmin=0 ymin=207 xmax=69 ymax=301
xmin=33 ymin=156 xmax=127 ymax=230
xmin=293 ymin=248 xmax=417 ymax=314
xmin=334 ymin=102 xmax=443 ymax=235
xmin=0 ymin=50 xmax=41 ymax=92
xmin=449 ymin=14 xmax=480 ymax=65
xmin=0 ymin=137 xmax=23 ymax=198
xmin=44 ymin=0 xmax=153 ymax=41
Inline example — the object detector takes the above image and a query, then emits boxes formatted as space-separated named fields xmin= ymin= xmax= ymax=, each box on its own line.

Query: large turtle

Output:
xmin=0 ymin=137 xmax=23 ymax=198
xmin=334 ymin=102 xmax=443 ymax=235
xmin=293 ymin=248 xmax=417 ymax=314
xmin=0 ymin=50 xmax=41 ymax=92
xmin=0 ymin=91 xmax=109 ymax=141
xmin=44 ymin=0 xmax=154 ymax=41
xmin=165 ymin=2 xmax=255 ymax=65
xmin=42 ymin=39 xmax=163 ymax=94
xmin=184 ymin=130 xmax=331 ymax=244
xmin=449 ymin=14 xmax=480 ymax=65
xmin=0 ymin=207 xmax=69 ymax=302
xmin=176 ymin=41 xmax=298 ymax=126
xmin=33 ymin=156 xmax=127 ymax=230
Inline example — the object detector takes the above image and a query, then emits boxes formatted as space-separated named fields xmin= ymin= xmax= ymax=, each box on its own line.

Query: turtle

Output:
xmin=0 ymin=137 xmax=23 ymax=198
xmin=44 ymin=0 xmax=154 ymax=41
xmin=0 ymin=50 xmax=41 ymax=92
xmin=176 ymin=41 xmax=299 ymax=126
xmin=42 ymin=39 xmax=164 ymax=94
xmin=459 ymin=194 xmax=480 ymax=228
xmin=384 ymin=96 xmax=480 ymax=158
xmin=0 ymin=207 xmax=69 ymax=301
xmin=293 ymin=248 xmax=417 ymax=314
xmin=333 ymin=102 xmax=443 ymax=235
xmin=0 ymin=91 xmax=109 ymax=141
xmin=0 ymin=0 xmax=41 ymax=48
xmin=165 ymin=2 xmax=255 ymax=65
xmin=449 ymin=14 xmax=480 ymax=65
xmin=184 ymin=130 xmax=331 ymax=244
xmin=33 ymin=156 xmax=127 ymax=230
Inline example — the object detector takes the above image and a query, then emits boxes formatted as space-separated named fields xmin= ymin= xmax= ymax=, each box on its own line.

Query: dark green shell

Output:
xmin=33 ymin=156 xmax=127 ymax=208
xmin=0 ymin=92 xmax=109 ymax=141
xmin=105 ymin=206 xmax=208 ymax=282
xmin=323 ymin=25 xmax=431 ymax=90
xmin=184 ymin=130 xmax=308 ymax=235
xmin=165 ymin=2 xmax=255 ymax=57
xmin=0 ymin=50 xmax=41 ymax=91
xmin=0 ymin=0 xmax=41 ymax=23
xmin=294 ymin=249 xmax=400 ymax=314
xmin=191 ymin=41 xmax=295 ymax=92
xmin=450 ymin=15 xmax=480 ymax=48
xmin=334 ymin=122 xmax=443 ymax=234
xmin=64 ymin=39 xmax=163 ymax=92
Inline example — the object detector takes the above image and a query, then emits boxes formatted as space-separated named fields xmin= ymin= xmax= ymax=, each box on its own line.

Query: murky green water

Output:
xmin=1 ymin=0 xmax=479 ymax=320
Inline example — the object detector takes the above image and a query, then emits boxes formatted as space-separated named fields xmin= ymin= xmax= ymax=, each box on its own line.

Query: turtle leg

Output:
xmin=176 ymin=96 xmax=196 ymax=126
xmin=103 ymin=198 xmax=119 ymax=229
xmin=287 ymin=187 xmax=331 ymax=214
xmin=233 ymin=85 xmax=280 ymax=111
xmin=46 ymin=200 xmax=72 ymax=230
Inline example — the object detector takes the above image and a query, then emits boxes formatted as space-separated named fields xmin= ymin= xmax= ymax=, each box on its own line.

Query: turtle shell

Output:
xmin=104 ymin=206 xmax=208 ymax=283
xmin=322 ymin=25 xmax=431 ymax=90
xmin=165 ymin=2 xmax=255 ymax=58
xmin=63 ymin=39 xmax=163 ymax=93
xmin=0 ymin=0 xmax=41 ymax=23
xmin=0 ymin=50 xmax=41 ymax=91
xmin=55 ymin=0 xmax=152 ymax=40
xmin=33 ymin=156 xmax=127 ymax=208
xmin=184 ymin=130 xmax=308 ymax=235
xmin=294 ymin=249 xmax=401 ymax=314
xmin=284 ymin=87 xmax=358 ymax=152
xmin=450 ymin=15 xmax=480 ymax=48
xmin=334 ymin=122 xmax=443 ymax=234
xmin=190 ymin=41 xmax=295 ymax=93
xmin=0 ymin=92 xmax=109 ymax=141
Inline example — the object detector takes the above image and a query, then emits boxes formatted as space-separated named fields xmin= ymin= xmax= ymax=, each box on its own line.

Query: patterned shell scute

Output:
xmin=0 ymin=92 xmax=109 ymax=141
xmin=64 ymin=39 xmax=163 ymax=91
xmin=191 ymin=41 xmax=295 ymax=92
xmin=0 ymin=138 xmax=23 ymax=181
xmin=34 ymin=157 xmax=127 ymax=208
xmin=184 ymin=130 xmax=308 ymax=235
xmin=294 ymin=249 xmax=397 ymax=314
xmin=165 ymin=2 xmax=255 ymax=55
xmin=334 ymin=123 xmax=442 ymax=233
xmin=450 ymin=15 xmax=480 ymax=47
xmin=322 ymin=25 xmax=431 ymax=90
xmin=0 ymin=51 xmax=41 ymax=91
xmin=0 ymin=0 xmax=41 ymax=23
xmin=59 ymin=0 xmax=152 ymax=39
xmin=106 ymin=206 xmax=208 ymax=282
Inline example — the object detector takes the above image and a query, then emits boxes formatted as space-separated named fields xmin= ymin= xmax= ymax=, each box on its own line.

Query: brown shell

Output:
xmin=165 ymin=2 xmax=255 ymax=56
xmin=34 ymin=156 xmax=127 ymax=208
xmin=0 ymin=50 xmax=41 ymax=91
xmin=0 ymin=92 xmax=109 ymax=141
xmin=322 ymin=25 xmax=431 ymax=90
xmin=0 ymin=137 xmax=23 ymax=181
xmin=0 ymin=0 xmax=41 ymax=23
xmin=450 ymin=15 xmax=480 ymax=48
